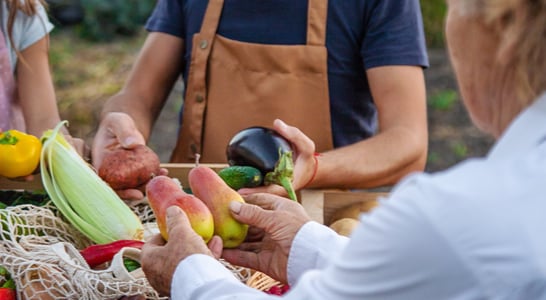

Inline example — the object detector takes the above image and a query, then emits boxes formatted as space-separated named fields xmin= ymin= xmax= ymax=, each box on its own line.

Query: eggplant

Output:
xmin=226 ymin=127 xmax=292 ymax=175
xmin=226 ymin=127 xmax=298 ymax=201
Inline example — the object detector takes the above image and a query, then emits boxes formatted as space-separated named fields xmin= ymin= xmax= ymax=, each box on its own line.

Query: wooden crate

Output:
xmin=0 ymin=163 xmax=228 ymax=191
xmin=300 ymin=189 xmax=388 ymax=225
xmin=0 ymin=163 xmax=389 ymax=225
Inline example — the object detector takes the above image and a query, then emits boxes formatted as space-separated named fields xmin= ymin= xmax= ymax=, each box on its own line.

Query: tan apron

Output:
xmin=171 ymin=0 xmax=333 ymax=163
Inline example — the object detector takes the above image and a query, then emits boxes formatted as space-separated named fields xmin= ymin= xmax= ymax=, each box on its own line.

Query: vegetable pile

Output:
xmin=224 ymin=126 xmax=298 ymax=201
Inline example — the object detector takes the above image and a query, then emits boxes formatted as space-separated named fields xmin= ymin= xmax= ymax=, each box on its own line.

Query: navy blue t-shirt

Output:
xmin=146 ymin=0 xmax=429 ymax=147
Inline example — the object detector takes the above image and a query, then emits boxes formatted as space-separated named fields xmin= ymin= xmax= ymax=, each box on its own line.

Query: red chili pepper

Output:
xmin=0 ymin=287 xmax=16 ymax=300
xmin=80 ymin=240 xmax=144 ymax=268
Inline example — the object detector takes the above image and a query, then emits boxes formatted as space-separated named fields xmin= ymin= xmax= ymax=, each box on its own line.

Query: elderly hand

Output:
xmin=91 ymin=112 xmax=161 ymax=200
xmin=221 ymin=193 xmax=311 ymax=283
xmin=239 ymin=119 xmax=318 ymax=197
xmin=140 ymin=206 xmax=223 ymax=296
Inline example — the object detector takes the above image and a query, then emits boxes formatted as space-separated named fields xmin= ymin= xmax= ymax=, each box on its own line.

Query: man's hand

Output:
xmin=92 ymin=112 xmax=154 ymax=199
xmin=239 ymin=119 xmax=318 ymax=196
xmin=141 ymin=206 xmax=223 ymax=296
xmin=222 ymin=193 xmax=311 ymax=283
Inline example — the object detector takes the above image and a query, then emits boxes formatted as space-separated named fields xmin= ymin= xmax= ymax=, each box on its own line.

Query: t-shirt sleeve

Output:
xmin=361 ymin=0 xmax=428 ymax=69
xmin=145 ymin=0 xmax=185 ymax=38
xmin=16 ymin=2 xmax=53 ymax=51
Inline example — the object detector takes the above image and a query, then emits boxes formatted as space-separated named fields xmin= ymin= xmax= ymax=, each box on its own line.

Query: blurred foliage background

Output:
xmin=420 ymin=0 xmax=448 ymax=48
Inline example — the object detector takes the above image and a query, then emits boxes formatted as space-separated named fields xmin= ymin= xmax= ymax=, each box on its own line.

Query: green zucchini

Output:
xmin=218 ymin=166 xmax=263 ymax=190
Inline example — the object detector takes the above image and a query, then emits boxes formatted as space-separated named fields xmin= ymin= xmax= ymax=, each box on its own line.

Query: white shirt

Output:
xmin=0 ymin=1 xmax=53 ymax=71
xmin=171 ymin=92 xmax=546 ymax=299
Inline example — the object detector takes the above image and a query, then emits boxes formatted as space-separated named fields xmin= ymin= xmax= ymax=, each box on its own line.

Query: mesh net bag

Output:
xmin=0 ymin=200 xmax=252 ymax=299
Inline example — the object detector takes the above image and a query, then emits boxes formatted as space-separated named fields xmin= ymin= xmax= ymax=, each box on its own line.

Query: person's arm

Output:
xmin=16 ymin=35 xmax=87 ymax=156
xmin=16 ymin=35 xmax=62 ymax=138
xmin=308 ymin=65 xmax=428 ymax=189
xmin=99 ymin=32 xmax=184 ymax=141
xmin=241 ymin=67 xmax=427 ymax=195
xmin=167 ymin=178 xmax=475 ymax=300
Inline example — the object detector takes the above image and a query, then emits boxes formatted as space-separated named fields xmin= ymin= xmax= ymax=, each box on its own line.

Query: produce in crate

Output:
xmin=40 ymin=121 xmax=144 ymax=244
xmin=218 ymin=165 xmax=263 ymax=190
xmin=0 ymin=130 xmax=41 ymax=178
xmin=188 ymin=165 xmax=248 ymax=248
xmin=98 ymin=144 xmax=161 ymax=190
xmin=226 ymin=126 xmax=298 ymax=201
xmin=329 ymin=218 xmax=360 ymax=237
xmin=146 ymin=175 xmax=214 ymax=242
xmin=328 ymin=200 xmax=379 ymax=225
xmin=226 ymin=126 xmax=291 ymax=174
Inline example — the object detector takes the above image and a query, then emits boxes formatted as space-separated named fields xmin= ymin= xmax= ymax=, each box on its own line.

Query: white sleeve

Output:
xmin=171 ymin=254 xmax=275 ymax=300
xmin=283 ymin=180 xmax=479 ymax=300
xmin=287 ymin=221 xmax=349 ymax=285
xmin=171 ymin=178 xmax=478 ymax=300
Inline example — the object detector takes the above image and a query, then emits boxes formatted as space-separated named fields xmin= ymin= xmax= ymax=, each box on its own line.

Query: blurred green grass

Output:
xmin=421 ymin=0 xmax=447 ymax=48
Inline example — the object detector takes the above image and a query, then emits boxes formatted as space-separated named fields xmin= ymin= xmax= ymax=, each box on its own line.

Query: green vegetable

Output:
xmin=0 ymin=266 xmax=15 ymax=289
xmin=40 ymin=121 xmax=144 ymax=244
xmin=265 ymin=149 xmax=297 ymax=202
xmin=218 ymin=166 xmax=263 ymax=190
xmin=123 ymin=258 xmax=141 ymax=272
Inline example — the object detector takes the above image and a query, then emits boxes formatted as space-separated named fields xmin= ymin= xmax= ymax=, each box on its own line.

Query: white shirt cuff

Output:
xmin=171 ymin=254 xmax=241 ymax=299
xmin=287 ymin=221 xmax=349 ymax=285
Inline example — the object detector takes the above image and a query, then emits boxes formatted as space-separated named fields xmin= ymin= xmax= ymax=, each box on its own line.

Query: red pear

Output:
xmin=146 ymin=175 xmax=214 ymax=242
xmin=188 ymin=166 xmax=248 ymax=248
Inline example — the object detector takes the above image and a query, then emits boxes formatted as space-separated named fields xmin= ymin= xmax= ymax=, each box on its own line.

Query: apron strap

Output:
xmin=307 ymin=0 xmax=328 ymax=46
xmin=199 ymin=0 xmax=224 ymax=40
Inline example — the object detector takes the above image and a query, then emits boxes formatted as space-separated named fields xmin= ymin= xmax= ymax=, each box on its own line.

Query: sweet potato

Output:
xmin=98 ymin=144 xmax=161 ymax=190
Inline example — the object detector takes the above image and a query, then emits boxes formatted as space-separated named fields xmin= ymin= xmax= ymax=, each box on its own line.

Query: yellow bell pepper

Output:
xmin=0 ymin=130 xmax=42 ymax=178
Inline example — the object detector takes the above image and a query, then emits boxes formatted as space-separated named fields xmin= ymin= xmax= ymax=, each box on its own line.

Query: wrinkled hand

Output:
xmin=222 ymin=193 xmax=311 ymax=283
xmin=92 ymin=112 xmax=162 ymax=199
xmin=239 ymin=119 xmax=318 ymax=197
xmin=141 ymin=206 xmax=223 ymax=296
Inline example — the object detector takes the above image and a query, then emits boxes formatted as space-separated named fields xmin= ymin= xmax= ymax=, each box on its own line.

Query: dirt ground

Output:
xmin=423 ymin=48 xmax=495 ymax=171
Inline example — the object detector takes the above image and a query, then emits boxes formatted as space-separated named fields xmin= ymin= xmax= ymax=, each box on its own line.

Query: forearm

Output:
xmin=309 ymin=127 xmax=427 ymax=189
xmin=16 ymin=36 xmax=65 ymax=137
xmin=100 ymin=32 xmax=184 ymax=141
xmin=308 ymin=66 xmax=428 ymax=189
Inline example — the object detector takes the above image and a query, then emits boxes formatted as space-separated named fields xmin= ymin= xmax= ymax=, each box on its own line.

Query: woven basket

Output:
xmin=246 ymin=271 xmax=283 ymax=292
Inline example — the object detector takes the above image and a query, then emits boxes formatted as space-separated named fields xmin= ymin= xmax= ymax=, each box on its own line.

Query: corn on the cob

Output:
xmin=40 ymin=121 xmax=144 ymax=244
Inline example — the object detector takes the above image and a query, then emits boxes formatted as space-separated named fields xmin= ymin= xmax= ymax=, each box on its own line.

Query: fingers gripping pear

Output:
xmin=146 ymin=176 xmax=214 ymax=242
xmin=188 ymin=166 xmax=249 ymax=248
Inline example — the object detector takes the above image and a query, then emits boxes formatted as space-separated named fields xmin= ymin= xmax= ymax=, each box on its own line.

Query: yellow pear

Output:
xmin=188 ymin=166 xmax=249 ymax=248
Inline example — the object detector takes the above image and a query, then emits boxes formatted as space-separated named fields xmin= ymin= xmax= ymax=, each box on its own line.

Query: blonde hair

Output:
xmin=4 ymin=0 xmax=48 ymax=66
xmin=461 ymin=0 xmax=546 ymax=105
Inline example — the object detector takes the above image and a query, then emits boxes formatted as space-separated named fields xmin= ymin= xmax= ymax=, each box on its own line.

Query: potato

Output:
xmin=329 ymin=218 xmax=360 ymax=237
xmin=98 ymin=144 xmax=161 ymax=190
xmin=328 ymin=200 xmax=378 ymax=225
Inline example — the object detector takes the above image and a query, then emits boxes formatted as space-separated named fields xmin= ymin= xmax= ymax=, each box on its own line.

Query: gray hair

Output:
xmin=461 ymin=0 xmax=546 ymax=103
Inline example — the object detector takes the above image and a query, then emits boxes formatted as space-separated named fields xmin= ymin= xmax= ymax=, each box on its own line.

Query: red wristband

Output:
xmin=303 ymin=152 xmax=320 ymax=188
